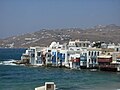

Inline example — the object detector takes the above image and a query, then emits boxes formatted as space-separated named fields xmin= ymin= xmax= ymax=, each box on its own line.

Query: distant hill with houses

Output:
xmin=0 ymin=24 xmax=120 ymax=48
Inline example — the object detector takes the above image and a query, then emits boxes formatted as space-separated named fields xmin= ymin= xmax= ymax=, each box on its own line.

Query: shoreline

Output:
xmin=0 ymin=60 xmax=118 ymax=73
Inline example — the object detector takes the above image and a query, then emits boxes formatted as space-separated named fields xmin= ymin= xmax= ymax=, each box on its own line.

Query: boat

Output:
xmin=35 ymin=82 xmax=56 ymax=90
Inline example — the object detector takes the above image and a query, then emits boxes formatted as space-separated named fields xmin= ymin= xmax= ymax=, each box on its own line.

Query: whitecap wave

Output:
xmin=0 ymin=59 xmax=17 ymax=66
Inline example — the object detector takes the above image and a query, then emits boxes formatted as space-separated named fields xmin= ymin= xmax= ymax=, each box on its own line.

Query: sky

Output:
xmin=0 ymin=0 xmax=120 ymax=38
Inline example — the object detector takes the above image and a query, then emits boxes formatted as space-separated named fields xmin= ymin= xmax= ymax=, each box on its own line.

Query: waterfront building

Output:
xmin=115 ymin=45 xmax=120 ymax=52
xmin=21 ymin=49 xmax=31 ymax=64
xmin=107 ymin=43 xmax=115 ymax=49
xmin=86 ymin=48 xmax=102 ymax=68
xmin=80 ymin=51 xmax=87 ymax=68
xmin=45 ymin=42 xmax=68 ymax=67
xmin=21 ymin=39 xmax=120 ymax=71
xmin=68 ymin=39 xmax=91 ymax=47
xmin=98 ymin=52 xmax=120 ymax=71
xmin=98 ymin=55 xmax=113 ymax=71
xmin=21 ymin=53 xmax=30 ymax=64
xmin=29 ymin=46 xmax=45 ymax=65
xmin=112 ymin=52 xmax=120 ymax=64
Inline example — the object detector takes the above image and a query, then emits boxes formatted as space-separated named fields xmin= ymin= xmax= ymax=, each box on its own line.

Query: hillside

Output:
xmin=0 ymin=24 xmax=120 ymax=48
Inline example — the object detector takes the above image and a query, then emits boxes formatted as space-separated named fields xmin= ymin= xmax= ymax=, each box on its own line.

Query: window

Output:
xmin=91 ymin=51 xmax=93 ymax=56
xmin=48 ymin=54 xmax=51 ymax=57
xmin=37 ymin=52 xmax=41 ymax=56
xmin=94 ymin=52 xmax=96 ymax=56
xmin=89 ymin=51 xmax=91 ymax=56
xmin=48 ymin=50 xmax=51 ymax=52
xmin=31 ymin=49 xmax=35 ymax=52
xmin=85 ymin=53 xmax=87 ymax=56
xmin=80 ymin=43 xmax=81 ymax=47
xmin=47 ymin=84 xmax=51 ymax=88
xmin=75 ymin=43 xmax=78 ymax=47
xmin=97 ymin=52 xmax=99 ymax=56
xmin=86 ymin=43 xmax=89 ymax=47
xmin=116 ymin=48 xmax=119 ymax=52
xmin=31 ymin=54 xmax=35 ymax=57
xmin=83 ymin=43 xmax=86 ymax=47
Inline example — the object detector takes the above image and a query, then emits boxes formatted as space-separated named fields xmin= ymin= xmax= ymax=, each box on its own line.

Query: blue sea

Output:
xmin=0 ymin=48 xmax=120 ymax=90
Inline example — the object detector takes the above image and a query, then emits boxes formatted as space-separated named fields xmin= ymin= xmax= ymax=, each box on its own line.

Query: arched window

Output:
xmin=94 ymin=51 xmax=96 ymax=56
xmin=89 ymin=51 xmax=91 ymax=56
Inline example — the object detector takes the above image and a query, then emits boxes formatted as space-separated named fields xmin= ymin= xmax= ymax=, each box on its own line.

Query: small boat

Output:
xmin=35 ymin=82 xmax=56 ymax=90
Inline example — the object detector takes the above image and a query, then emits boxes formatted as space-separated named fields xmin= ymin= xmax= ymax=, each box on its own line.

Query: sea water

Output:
xmin=0 ymin=48 xmax=120 ymax=90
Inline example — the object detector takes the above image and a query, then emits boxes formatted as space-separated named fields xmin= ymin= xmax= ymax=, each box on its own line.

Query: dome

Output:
xmin=50 ymin=42 xmax=57 ymax=48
